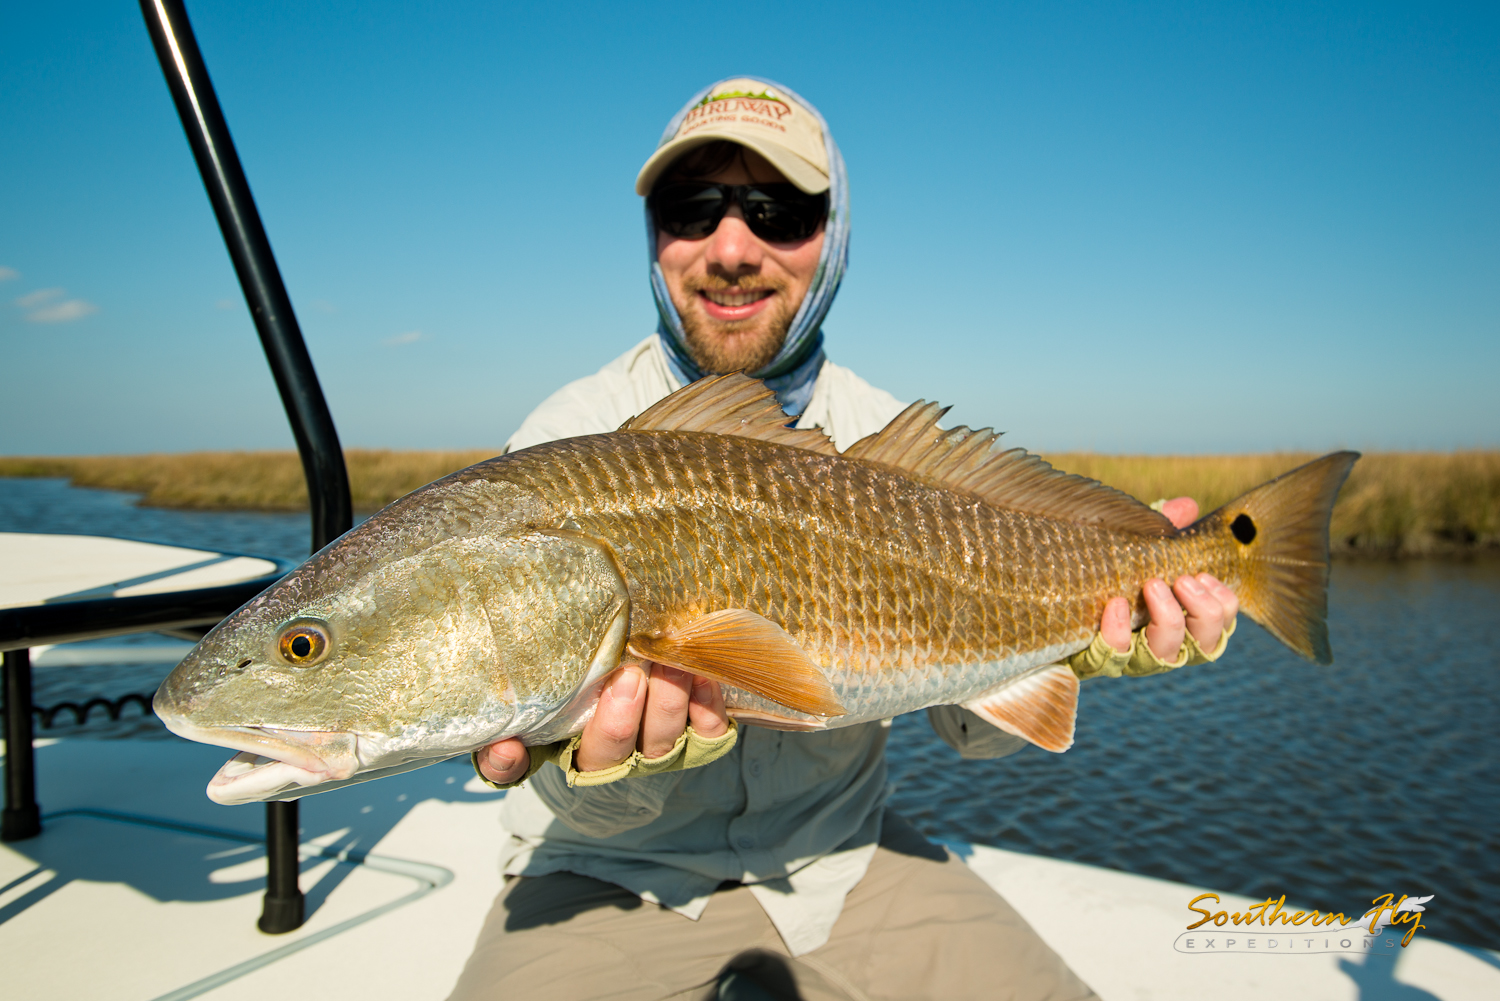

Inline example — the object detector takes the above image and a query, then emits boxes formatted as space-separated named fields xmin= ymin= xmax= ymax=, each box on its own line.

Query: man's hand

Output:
xmin=1098 ymin=496 xmax=1240 ymax=661
xmin=475 ymin=662 xmax=731 ymax=786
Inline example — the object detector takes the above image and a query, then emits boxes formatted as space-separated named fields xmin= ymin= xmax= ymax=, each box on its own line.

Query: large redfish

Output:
xmin=154 ymin=375 xmax=1357 ymax=804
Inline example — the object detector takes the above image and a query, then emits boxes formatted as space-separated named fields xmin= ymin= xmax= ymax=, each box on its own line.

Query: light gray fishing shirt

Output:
xmin=498 ymin=335 xmax=1024 ymax=956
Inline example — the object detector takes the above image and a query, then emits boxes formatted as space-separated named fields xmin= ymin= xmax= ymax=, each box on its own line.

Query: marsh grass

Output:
xmin=1046 ymin=451 xmax=1500 ymax=554
xmin=0 ymin=450 xmax=497 ymax=514
xmin=3 ymin=449 xmax=1497 ymax=556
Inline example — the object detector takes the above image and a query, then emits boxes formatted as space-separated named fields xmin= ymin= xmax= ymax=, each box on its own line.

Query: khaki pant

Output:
xmin=448 ymin=811 xmax=1097 ymax=1001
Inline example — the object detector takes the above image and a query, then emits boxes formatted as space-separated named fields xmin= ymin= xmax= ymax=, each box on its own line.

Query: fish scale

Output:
xmin=154 ymin=374 xmax=1357 ymax=804
xmin=488 ymin=431 xmax=1169 ymax=723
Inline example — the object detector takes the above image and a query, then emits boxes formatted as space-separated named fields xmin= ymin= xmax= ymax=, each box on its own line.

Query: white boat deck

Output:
xmin=0 ymin=534 xmax=286 ymax=611
xmin=3 ymin=735 xmax=1496 ymax=1000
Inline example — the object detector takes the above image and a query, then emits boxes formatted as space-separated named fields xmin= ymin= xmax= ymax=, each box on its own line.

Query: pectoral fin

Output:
xmin=962 ymin=664 xmax=1079 ymax=752
xmin=629 ymin=609 xmax=845 ymax=718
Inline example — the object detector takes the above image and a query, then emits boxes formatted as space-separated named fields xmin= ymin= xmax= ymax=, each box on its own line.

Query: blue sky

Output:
xmin=3 ymin=1 xmax=1495 ymax=456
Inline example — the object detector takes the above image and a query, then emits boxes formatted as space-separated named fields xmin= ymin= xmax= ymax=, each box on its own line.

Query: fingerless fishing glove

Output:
xmin=1067 ymin=617 xmax=1237 ymax=680
xmin=471 ymin=720 xmax=740 ymax=790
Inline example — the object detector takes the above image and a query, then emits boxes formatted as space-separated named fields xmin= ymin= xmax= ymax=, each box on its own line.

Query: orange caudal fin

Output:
xmin=962 ymin=664 xmax=1080 ymax=752
xmin=1199 ymin=451 xmax=1360 ymax=665
xmin=629 ymin=609 xmax=846 ymax=718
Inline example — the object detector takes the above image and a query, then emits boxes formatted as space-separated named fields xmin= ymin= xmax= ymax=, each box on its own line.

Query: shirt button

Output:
xmin=749 ymin=761 xmax=763 ymax=778
xmin=737 ymin=836 xmax=754 ymax=849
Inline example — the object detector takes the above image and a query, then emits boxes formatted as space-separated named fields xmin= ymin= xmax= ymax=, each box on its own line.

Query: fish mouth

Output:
xmin=158 ymin=715 xmax=361 ymax=806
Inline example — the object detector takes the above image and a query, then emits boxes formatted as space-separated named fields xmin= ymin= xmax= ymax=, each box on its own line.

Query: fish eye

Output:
xmin=277 ymin=621 xmax=330 ymax=666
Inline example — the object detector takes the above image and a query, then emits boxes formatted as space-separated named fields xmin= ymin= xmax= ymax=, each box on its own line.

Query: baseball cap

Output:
xmin=635 ymin=79 xmax=830 ymax=196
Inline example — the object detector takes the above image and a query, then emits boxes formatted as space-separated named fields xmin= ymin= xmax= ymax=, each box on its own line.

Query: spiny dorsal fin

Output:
xmin=628 ymin=608 xmax=845 ymax=718
xmin=963 ymin=664 xmax=1080 ymax=752
xmin=621 ymin=374 xmax=838 ymax=455
xmin=843 ymin=400 xmax=1176 ymax=537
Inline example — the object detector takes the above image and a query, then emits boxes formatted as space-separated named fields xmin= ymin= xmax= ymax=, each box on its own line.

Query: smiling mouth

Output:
xmin=702 ymin=288 xmax=773 ymax=307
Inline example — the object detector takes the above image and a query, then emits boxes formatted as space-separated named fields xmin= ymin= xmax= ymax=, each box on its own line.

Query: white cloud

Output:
xmin=310 ymin=299 xmax=337 ymax=314
xmin=215 ymin=298 xmax=238 ymax=310
xmin=12 ymin=285 xmax=98 ymax=322
xmin=383 ymin=330 xmax=428 ymax=346
xmin=16 ymin=287 xmax=63 ymax=309
xmin=0 ymin=267 xmax=18 ymax=281
xmin=27 ymin=299 xmax=99 ymax=323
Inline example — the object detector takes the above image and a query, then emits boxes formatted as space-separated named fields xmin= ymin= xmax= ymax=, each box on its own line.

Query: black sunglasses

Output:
xmin=650 ymin=182 xmax=828 ymax=243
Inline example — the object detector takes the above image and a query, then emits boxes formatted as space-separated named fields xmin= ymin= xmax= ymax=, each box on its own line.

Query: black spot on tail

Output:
xmin=1231 ymin=513 xmax=1257 ymax=544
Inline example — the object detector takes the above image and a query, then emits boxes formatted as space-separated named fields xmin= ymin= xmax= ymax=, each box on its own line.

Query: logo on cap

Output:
xmin=680 ymin=88 xmax=794 ymax=138
xmin=636 ymin=79 xmax=830 ymax=195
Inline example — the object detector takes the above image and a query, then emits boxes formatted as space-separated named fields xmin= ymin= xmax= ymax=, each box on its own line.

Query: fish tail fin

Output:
xmin=1206 ymin=451 xmax=1359 ymax=664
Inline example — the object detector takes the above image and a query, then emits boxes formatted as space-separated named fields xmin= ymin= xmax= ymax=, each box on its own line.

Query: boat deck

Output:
xmin=3 ymin=736 xmax=1496 ymax=1000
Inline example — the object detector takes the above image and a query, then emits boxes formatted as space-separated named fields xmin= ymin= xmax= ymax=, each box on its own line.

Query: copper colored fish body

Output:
xmin=155 ymin=375 xmax=1358 ymax=804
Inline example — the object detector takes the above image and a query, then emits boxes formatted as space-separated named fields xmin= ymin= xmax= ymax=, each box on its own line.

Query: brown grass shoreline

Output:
xmin=4 ymin=449 xmax=1498 ymax=557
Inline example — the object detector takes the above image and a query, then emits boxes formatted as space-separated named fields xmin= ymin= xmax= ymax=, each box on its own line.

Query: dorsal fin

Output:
xmin=844 ymin=401 xmax=1177 ymax=537
xmin=621 ymin=374 xmax=838 ymax=455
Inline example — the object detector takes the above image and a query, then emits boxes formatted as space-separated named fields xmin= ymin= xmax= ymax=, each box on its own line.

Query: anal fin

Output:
xmin=962 ymin=664 xmax=1079 ymax=752
xmin=630 ymin=609 xmax=846 ymax=718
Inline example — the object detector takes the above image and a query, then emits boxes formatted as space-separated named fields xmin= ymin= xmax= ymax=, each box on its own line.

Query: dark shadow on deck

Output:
xmin=0 ymin=739 xmax=497 ymax=926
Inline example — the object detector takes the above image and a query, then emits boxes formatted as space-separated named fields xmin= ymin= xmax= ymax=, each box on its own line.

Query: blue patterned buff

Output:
xmin=645 ymin=77 xmax=850 ymax=417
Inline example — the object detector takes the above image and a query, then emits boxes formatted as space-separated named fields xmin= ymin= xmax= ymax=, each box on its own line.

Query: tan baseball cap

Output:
xmin=635 ymin=79 xmax=830 ymax=196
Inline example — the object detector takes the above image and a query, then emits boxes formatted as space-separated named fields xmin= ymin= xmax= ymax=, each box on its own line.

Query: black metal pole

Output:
xmin=137 ymin=0 xmax=352 ymax=551
xmin=140 ymin=0 xmax=354 ymax=935
xmin=2 ymin=649 xmax=41 ymax=841
xmin=261 ymin=797 xmax=306 ymax=933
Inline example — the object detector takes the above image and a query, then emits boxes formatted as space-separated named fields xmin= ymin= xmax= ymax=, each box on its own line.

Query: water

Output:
xmin=3 ymin=477 xmax=1497 ymax=950
xmin=0 ymin=477 xmax=315 ymax=564
xmin=889 ymin=558 xmax=1500 ymax=952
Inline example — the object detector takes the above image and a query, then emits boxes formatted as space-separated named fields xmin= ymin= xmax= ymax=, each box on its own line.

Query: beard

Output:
xmin=675 ymin=272 xmax=797 ymax=375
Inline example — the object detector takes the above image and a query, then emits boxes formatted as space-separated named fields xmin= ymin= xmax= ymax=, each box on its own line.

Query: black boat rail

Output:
xmin=139 ymin=0 xmax=354 ymax=934
xmin=0 ymin=0 xmax=350 ymax=938
xmin=0 ymin=573 xmax=288 ymax=653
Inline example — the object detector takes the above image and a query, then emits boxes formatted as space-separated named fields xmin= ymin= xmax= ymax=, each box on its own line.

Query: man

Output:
xmin=448 ymin=78 xmax=1237 ymax=1001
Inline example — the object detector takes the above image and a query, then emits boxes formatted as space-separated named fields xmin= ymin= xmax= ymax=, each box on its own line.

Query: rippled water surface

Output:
xmin=4 ymin=477 xmax=1498 ymax=949
xmin=890 ymin=557 xmax=1500 ymax=951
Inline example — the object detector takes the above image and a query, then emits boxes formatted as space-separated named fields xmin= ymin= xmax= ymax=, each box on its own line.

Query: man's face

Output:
xmin=656 ymin=148 xmax=826 ymax=374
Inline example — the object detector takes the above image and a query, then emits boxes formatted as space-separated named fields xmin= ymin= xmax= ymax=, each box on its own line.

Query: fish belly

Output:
xmin=719 ymin=636 xmax=1093 ymax=729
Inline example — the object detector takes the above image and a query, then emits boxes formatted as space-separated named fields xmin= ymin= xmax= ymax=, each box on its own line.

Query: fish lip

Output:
xmin=157 ymin=715 xmax=361 ymax=804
